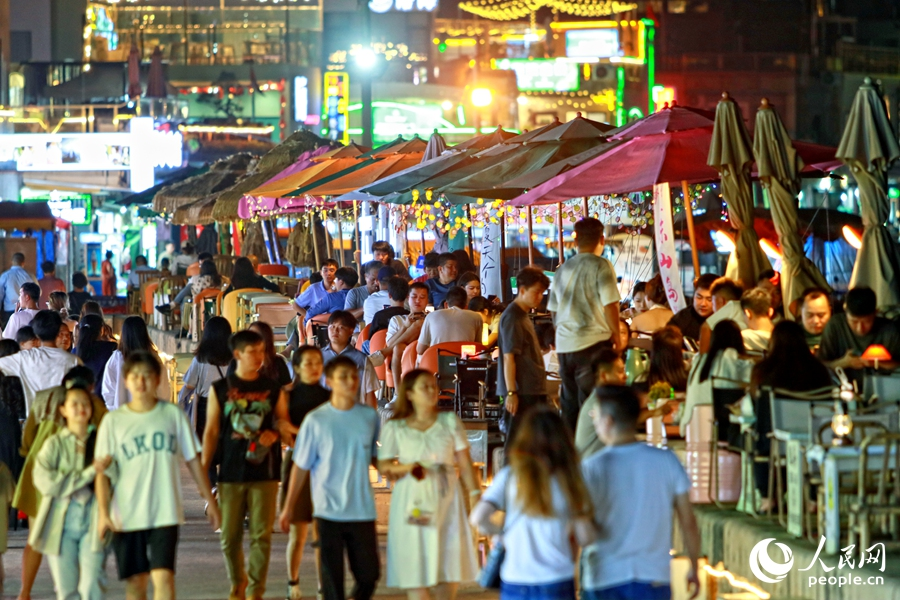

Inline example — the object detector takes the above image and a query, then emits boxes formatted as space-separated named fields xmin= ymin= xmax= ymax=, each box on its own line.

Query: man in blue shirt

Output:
xmin=424 ymin=252 xmax=458 ymax=308
xmin=296 ymin=259 xmax=339 ymax=313
xmin=304 ymin=267 xmax=359 ymax=342
xmin=345 ymin=261 xmax=383 ymax=321
xmin=0 ymin=253 xmax=35 ymax=329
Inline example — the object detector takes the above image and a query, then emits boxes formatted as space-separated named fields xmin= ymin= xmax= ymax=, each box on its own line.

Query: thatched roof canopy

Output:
xmin=152 ymin=153 xmax=255 ymax=215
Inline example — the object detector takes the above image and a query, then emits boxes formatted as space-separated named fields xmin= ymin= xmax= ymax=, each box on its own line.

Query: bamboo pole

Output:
xmin=582 ymin=196 xmax=589 ymax=218
xmin=310 ymin=213 xmax=321 ymax=269
xmin=681 ymin=180 xmax=701 ymax=277
xmin=500 ymin=216 xmax=507 ymax=302
xmin=557 ymin=201 xmax=565 ymax=266
xmin=334 ymin=207 xmax=345 ymax=267
xmin=527 ymin=207 xmax=535 ymax=266
xmin=353 ymin=201 xmax=362 ymax=279
xmin=420 ymin=228 xmax=426 ymax=255
xmin=324 ymin=211 xmax=333 ymax=260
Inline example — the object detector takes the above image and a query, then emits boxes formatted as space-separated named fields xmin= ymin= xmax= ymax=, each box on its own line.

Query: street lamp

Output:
xmin=355 ymin=47 xmax=377 ymax=70
xmin=471 ymin=87 xmax=493 ymax=108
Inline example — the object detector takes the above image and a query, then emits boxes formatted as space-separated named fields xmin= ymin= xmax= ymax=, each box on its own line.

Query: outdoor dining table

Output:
xmin=806 ymin=443 xmax=899 ymax=554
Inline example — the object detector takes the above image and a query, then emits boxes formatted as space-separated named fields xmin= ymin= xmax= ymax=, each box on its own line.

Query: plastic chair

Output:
xmin=186 ymin=262 xmax=201 ymax=277
xmin=356 ymin=324 xmax=372 ymax=351
xmin=369 ymin=329 xmax=388 ymax=381
xmin=401 ymin=341 xmax=418 ymax=377
xmin=258 ymin=264 xmax=289 ymax=276
xmin=142 ymin=281 xmax=160 ymax=319
xmin=222 ymin=287 xmax=265 ymax=330
xmin=684 ymin=404 xmax=741 ymax=505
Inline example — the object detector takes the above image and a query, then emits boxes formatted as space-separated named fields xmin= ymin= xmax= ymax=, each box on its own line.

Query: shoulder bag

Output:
xmin=478 ymin=475 xmax=520 ymax=589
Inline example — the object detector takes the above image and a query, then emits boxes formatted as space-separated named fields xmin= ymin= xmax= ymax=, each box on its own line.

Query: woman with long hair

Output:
xmin=467 ymin=295 xmax=501 ymax=347
xmin=47 ymin=291 xmax=68 ymax=319
xmin=378 ymin=370 xmax=481 ymax=600
xmin=157 ymin=259 xmax=224 ymax=315
xmin=682 ymin=320 xmax=753 ymax=436
xmin=630 ymin=275 xmax=674 ymax=335
xmin=751 ymin=321 xmax=832 ymax=508
xmin=76 ymin=314 xmax=118 ymax=402
xmin=471 ymin=407 xmax=596 ymax=600
xmin=457 ymin=272 xmax=482 ymax=302
xmin=222 ymin=256 xmax=279 ymax=297
xmin=248 ymin=320 xmax=292 ymax=386
xmin=275 ymin=346 xmax=329 ymax=600
xmin=101 ymin=315 xmax=170 ymax=409
xmin=637 ymin=325 xmax=689 ymax=393
xmin=178 ymin=316 xmax=232 ymax=437
xmin=0 ymin=339 xmax=25 ymax=481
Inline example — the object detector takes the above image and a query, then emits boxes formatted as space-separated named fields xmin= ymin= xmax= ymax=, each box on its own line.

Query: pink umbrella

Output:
xmin=127 ymin=44 xmax=142 ymax=99
xmin=237 ymin=145 xmax=333 ymax=219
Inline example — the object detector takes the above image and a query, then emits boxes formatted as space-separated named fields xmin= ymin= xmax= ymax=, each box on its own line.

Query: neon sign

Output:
xmin=323 ymin=72 xmax=350 ymax=145
xmin=493 ymin=58 xmax=580 ymax=92
xmin=369 ymin=0 xmax=438 ymax=13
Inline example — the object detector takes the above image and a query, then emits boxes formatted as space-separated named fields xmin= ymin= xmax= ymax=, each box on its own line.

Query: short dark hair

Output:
xmin=710 ymin=277 xmax=743 ymax=301
xmin=160 ymin=258 xmax=170 ymax=269
xmin=32 ymin=310 xmax=63 ymax=341
xmin=135 ymin=255 xmax=148 ymax=266
xmin=291 ymin=345 xmax=322 ymax=370
xmin=574 ymin=218 xmax=604 ymax=251
xmin=372 ymin=241 xmax=395 ymax=259
xmin=230 ymin=330 xmax=264 ymax=353
xmin=846 ymin=287 xmax=877 ymax=317
xmin=438 ymin=253 xmax=457 ymax=267
xmin=197 ymin=252 xmax=212 ymax=262
xmin=632 ymin=281 xmax=646 ymax=296
xmin=695 ymin=272 xmax=719 ymax=292
xmin=595 ymin=385 xmax=642 ymax=430
xmin=72 ymin=272 xmax=88 ymax=289
xmin=15 ymin=326 xmax=37 ymax=344
xmin=324 ymin=355 xmax=358 ymax=379
xmin=445 ymin=286 xmax=468 ymax=308
xmin=334 ymin=267 xmax=359 ymax=288
xmin=410 ymin=281 xmax=429 ymax=295
xmin=41 ymin=261 xmax=55 ymax=274
xmin=364 ymin=260 xmax=384 ymax=275
xmin=741 ymin=288 xmax=772 ymax=317
xmin=593 ymin=347 xmax=623 ymax=376
xmin=11 ymin=252 xmax=24 ymax=265
xmin=468 ymin=296 xmax=491 ymax=313
xmin=801 ymin=287 xmax=831 ymax=308
xmin=423 ymin=252 xmax=441 ymax=269
xmin=516 ymin=267 xmax=550 ymax=291
xmin=62 ymin=365 xmax=97 ymax=390
xmin=123 ymin=351 xmax=162 ymax=380
xmin=387 ymin=277 xmax=410 ymax=302
xmin=321 ymin=258 xmax=339 ymax=269
xmin=328 ymin=310 xmax=358 ymax=330
xmin=21 ymin=282 xmax=40 ymax=303
xmin=758 ymin=269 xmax=777 ymax=284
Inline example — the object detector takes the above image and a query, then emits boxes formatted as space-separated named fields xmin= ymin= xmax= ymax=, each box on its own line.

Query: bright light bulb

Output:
xmin=843 ymin=225 xmax=862 ymax=250
xmin=441 ymin=100 xmax=453 ymax=111
xmin=471 ymin=88 xmax=493 ymax=107
xmin=355 ymin=48 xmax=377 ymax=70
xmin=713 ymin=230 xmax=736 ymax=253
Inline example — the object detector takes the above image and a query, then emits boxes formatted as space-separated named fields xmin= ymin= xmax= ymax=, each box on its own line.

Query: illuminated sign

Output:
xmin=294 ymin=76 xmax=309 ymax=124
xmin=652 ymin=85 xmax=676 ymax=111
xmin=493 ymin=58 xmax=579 ymax=93
xmin=565 ymin=29 xmax=621 ymax=58
xmin=0 ymin=118 xmax=182 ymax=192
xmin=369 ymin=0 xmax=438 ymax=13
xmin=323 ymin=72 xmax=350 ymax=145
xmin=20 ymin=189 xmax=93 ymax=226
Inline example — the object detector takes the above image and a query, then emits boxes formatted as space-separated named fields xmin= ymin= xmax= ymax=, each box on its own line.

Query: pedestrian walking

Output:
xmin=275 ymin=346 xmax=329 ymax=600
xmin=378 ymin=369 xmax=481 ymax=600
xmin=31 ymin=382 xmax=108 ymax=600
xmin=470 ymin=407 xmax=597 ymax=600
xmin=0 ymin=253 xmax=36 ymax=330
xmin=75 ymin=315 xmax=118 ymax=404
xmin=202 ymin=330 xmax=283 ymax=600
xmin=100 ymin=252 xmax=116 ymax=297
xmin=3 ymin=282 xmax=41 ymax=341
xmin=548 ymin=218 xmax=621 ymax=432
xmin=101 ymin=316 xmax=171 ymax=410
xmin=95 ymin=351 xmax=220 ymax=600
xmin=178 ymin=316 xmax=232 ymax=440
xmin=279 ymin=356 xmax=380 ymax=600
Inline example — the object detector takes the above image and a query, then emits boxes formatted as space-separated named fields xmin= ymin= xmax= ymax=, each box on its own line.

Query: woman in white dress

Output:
xmin=377 ymin=369 xmax=481 ymax=600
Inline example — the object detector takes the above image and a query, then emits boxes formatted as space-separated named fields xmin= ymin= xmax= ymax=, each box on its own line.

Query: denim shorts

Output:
xmin=500 ymin=579 xmax=576 ymax=600
xmin=581 ymin=581 xmax=671 ymax=600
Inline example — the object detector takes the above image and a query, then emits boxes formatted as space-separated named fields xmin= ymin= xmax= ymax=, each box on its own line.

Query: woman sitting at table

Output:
xmin=750 ymin=320 xmax=832 ymax=512
xmin=630 ymin=275 xmax=674 ymax=336
xmin=681 ymin=320 xmax=753 ymax=437
xmin=635 ymin=325 xmax=689 ymax=394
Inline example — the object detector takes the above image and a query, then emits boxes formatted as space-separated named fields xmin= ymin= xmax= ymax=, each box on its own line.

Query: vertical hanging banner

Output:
xmin=652 ymin=183 xmax=687 ymax=312
xmin=480 ymin=221 xmax=503 ymax=299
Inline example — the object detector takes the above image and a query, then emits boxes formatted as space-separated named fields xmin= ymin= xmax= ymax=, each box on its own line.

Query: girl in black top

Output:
xmin=222 ymin=257 xmax=280 ymax=297
xmin=0 ymin=339 xmax=25 ymax=480
xmin=275 ymin=345 xmax=329 ymax=600
xmin=76 ymin=314 xmax=118 ymax=402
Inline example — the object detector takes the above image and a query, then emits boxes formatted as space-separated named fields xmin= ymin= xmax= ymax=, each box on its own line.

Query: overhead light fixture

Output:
xmin=713 ymin=230 xmax=735 ymax=253
xmin=471 ymin=88 xmax=493 ymax=107
xmin=842 ymin=225 xmax=862 ymax=250
xmin=759 ymin=238 xmax=782 ymax=260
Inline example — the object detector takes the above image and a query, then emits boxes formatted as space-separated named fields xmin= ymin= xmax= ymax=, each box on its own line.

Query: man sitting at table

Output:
xmin=668 ymin=273 xmax=717 ymax=342
xmin=424 ymin=253 xmax=459 ymax=308
xmin=818 ymin=287 xmax=900 ymax=382
xmin=741 ymin=288 xmax=775 ymax=353
xmin=795 ymin=287 xmax=832 ymax=352
xmin=416 ymin=286 xmax=483 ymax=359
xmin=303 ymin=267 xmax=359 ymax=344
xmin=699 ymin=278 xmax=746 ymax=353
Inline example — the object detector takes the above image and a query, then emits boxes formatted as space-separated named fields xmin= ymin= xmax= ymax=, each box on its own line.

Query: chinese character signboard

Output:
xmin=324 ymin=72 xmax=350 ymax=145
xmin=652 ymin=182 xmax=686 ymax=312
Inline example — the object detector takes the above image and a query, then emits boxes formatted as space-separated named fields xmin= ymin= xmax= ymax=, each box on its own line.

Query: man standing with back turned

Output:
xmin=548 ymin=218 xmax=620 ymax=432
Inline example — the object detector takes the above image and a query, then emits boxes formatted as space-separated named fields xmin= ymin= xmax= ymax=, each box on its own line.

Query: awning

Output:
xmin=0 ymin=202 xmax=58 ymax=230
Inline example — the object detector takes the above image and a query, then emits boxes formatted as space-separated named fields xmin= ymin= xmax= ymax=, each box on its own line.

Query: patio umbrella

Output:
xmin=153 ymin=153 xmax=256 ymax=215
xmin=145 ymin=46 xmax=168 ymax=98
xmin=836 ymin=77 xmax=900 ymax=308
xmin=753 ymin=98 xmax=831 ymax=313
xmin=708 ymin=92 xmax=770 ymax=288
xmin=127 ymin=44 xmax=142 ymax=99
xmin=300 ymin=153 xmax=425 ymax=198
xmin=237 ymin=145 xmax=337 ymax=219
xmin=527 ymin=114 xmax=613 ymax=141
xmin=423 ymin=130 xmax=448 ymax=161
xmin=609 ymin=104 xmax=715 ymax=139
xmin=453 ymin=126 xmax=517 ymax=151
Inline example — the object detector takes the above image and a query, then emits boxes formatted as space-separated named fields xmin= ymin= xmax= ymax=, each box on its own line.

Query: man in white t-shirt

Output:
xmin=0 ymin=310 xmax=79 ymax=411
xmin=740 ymin=288 xmax=774 ymax=353
xmin=580 ymin=386 xmax=700 ymax=600
xmin=361 ymin=266 xmax=394 ymax=325
xmin=699 ymin=277 xmax=747 ymax=353
xmin=548 ymin=218 xmax=621 ymax=432
xmin=416 ymin=286 xmax=483 ymax=357
xmin=3 ymin=282 xmax=41 ymax=341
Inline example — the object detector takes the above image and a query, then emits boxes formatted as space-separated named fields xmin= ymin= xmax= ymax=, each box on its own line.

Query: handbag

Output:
xmin=478 ymin=475 xmax=519 ymax=589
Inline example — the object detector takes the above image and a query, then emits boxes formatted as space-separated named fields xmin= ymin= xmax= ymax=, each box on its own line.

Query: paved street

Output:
xmin=0 ymin=466 xmax=494 ymax=600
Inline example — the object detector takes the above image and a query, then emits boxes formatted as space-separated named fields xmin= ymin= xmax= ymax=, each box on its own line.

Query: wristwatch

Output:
xmin=507 ymin=390 xmax=518 ymax=396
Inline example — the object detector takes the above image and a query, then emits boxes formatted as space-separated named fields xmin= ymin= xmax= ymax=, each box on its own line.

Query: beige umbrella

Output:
xmin=753 ymin=98 xmax=832 ymax=315
xmin=153 ymin=153 xmax=255 ymax=216
xmin=836 ymin=77 xmax=900 ymax=308
xmin=708 ymin=92 xmax=770 ymax=288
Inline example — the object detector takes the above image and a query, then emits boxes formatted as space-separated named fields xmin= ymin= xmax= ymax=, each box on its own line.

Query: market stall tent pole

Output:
xmin=681 ymin=180 xmax=701 ymax=276
xmin=582 ymin=197 xmax=589 ymax=218
xmin=353 ymin=200 xmax=362 ymax=279
xmin=527 ymin=207 xmax=535 ymax=265
xmin=557 ymin=201 xmax=565 ymax=265
xmin=270 ymin=220 xmax=282 ymax=264
xmin=310 ymin=213 xmax=321 ymax=269
xmin=335 ymin=207 xmax=345 ymax=267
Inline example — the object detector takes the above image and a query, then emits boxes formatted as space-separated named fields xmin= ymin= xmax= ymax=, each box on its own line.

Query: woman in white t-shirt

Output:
xmin=470 ymin=407 xmax=597 ymax=600
xmin=101 ymin=316 xmax=171 ymax=410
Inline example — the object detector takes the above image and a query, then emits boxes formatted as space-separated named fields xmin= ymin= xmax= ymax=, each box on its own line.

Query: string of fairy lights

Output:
xmin=458 ymin=0 xmax=639 ymax=21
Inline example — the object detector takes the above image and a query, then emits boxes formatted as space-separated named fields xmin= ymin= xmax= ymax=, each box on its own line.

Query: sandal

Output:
xmin=287 ymin=580 xmax=301 ymax=600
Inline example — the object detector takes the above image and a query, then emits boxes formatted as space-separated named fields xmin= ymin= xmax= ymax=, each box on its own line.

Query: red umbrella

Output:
xmin=609 ymin=104 xmax=715 ymax=139
xmin=127 ymin=44 xmax=142 ymax=99
xmin=145 ymin=46 xmax=167 ymax=98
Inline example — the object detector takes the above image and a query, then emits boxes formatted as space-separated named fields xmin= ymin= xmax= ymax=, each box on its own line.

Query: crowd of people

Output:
xmin=1 ymin=213 xmax=887 ymax=600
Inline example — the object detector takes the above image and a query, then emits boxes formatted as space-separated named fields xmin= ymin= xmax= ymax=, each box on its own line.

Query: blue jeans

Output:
xmin=500 ymin=579 xmax=575 ymax=600
xmin=46 ymin=498 xmax=107 ymax=600
xmin=582 ymin=582 xmax=671 ymax=600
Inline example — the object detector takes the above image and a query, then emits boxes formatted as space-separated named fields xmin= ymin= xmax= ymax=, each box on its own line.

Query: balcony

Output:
xmin=832 ymin=41 xmax=900 ymax=76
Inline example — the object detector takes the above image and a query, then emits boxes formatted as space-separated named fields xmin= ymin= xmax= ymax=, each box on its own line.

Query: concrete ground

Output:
xmin=0 ymin=466 xmax=496 ymax=600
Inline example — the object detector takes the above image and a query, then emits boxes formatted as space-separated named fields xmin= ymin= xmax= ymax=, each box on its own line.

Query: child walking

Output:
xmin=95 ymin=351 xmax=220 ymax=600
xmin=279 ymin=356 xmax=380 ymax=600
xmin=31 ymin=382 xmax=108 ymax=600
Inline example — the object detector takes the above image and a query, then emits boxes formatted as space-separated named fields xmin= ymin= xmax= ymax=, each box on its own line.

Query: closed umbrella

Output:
xmin=127 ymin=44 xmax=142 ymax=99
xmin=423 ymin=130 xmax=448 ymax=161
xmin=708 ymin=92 xmax=770 ymax=288
xmin=836 ymin=77 xmax=900 ymax=308
xmin=145 ymin=46 xmax=167 ymax=98
xmin=753 ymin=98 xmax=831 ymax=312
